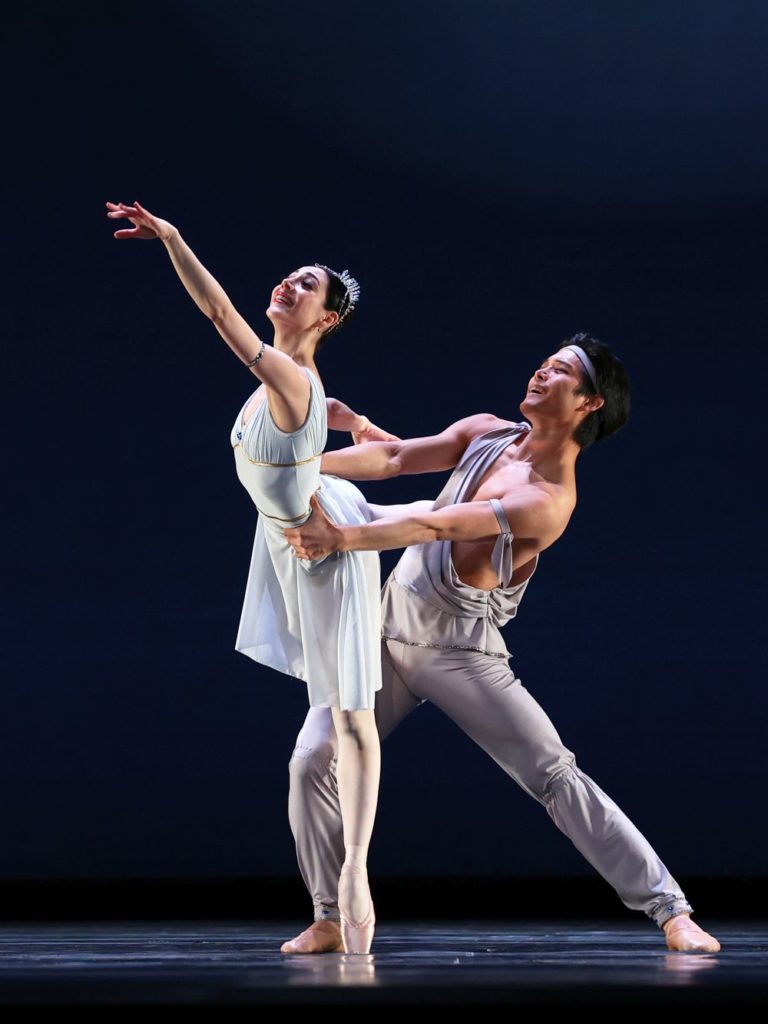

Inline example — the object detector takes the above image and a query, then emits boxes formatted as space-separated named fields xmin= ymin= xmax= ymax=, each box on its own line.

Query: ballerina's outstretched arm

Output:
xmin=106 ymin=200 xmax=313 ymax=432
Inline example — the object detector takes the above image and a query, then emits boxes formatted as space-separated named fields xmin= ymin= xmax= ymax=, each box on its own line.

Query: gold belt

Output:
xmin=260 ymin=506 xmax=313 ymax=524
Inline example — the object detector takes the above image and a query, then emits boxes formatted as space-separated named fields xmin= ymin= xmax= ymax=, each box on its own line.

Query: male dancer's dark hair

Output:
xmin=568 ymin=332 xmax=631 ymax=448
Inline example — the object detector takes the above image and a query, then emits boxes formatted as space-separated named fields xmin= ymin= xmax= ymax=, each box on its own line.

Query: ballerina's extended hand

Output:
xmin=351 ymin=420 xmax=401 ymax=446
xmin=105 ymin=200 xmax=176 ymax=241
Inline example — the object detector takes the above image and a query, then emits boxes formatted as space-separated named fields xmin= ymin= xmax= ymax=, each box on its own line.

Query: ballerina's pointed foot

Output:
xmin=280 ymin=919 xmax=344 ymax=954
xmin=663 ymin=914 xmax=721 ymax=953
xmin=339 ymin=864 xmax=376 ymax=955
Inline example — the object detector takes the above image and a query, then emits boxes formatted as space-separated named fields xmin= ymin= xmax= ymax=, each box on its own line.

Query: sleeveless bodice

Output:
xmin=230 ymin=368 xmax=326 ymax=525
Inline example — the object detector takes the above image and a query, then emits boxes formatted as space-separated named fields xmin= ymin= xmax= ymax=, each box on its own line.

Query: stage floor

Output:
xmin=0 ymin=920 xmax=765 ymax=1008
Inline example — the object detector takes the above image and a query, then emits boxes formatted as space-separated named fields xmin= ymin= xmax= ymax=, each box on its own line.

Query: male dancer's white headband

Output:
xmin=565 ymin=345 xmax=599 ymax=392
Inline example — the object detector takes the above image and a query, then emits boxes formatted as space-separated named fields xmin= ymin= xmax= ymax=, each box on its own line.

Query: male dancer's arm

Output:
xmin=286 ymin=487 xmax=557 ymax=564
xmin=320 ymin=413 xmax=501 ymax=479
xmin=367 ymin=500 xmax=435 ymax=520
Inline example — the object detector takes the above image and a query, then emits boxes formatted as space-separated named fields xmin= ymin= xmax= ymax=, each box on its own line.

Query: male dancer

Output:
xmin=283 ymin=334 xmax=720 ymax=954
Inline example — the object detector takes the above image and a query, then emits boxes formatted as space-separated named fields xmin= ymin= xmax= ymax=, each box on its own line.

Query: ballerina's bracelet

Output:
xmin=246 ymin=340 xmax=265 ymax=367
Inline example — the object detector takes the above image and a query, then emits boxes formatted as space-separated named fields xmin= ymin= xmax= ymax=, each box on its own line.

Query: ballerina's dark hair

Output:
xmin=314 ymin=264 xmax=360 ymax=348
xmin=568 ymin=332 xmax=631 ymax=448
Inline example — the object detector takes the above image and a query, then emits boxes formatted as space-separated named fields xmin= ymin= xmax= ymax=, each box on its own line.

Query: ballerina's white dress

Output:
xmin=230 ymin=367 xmax=382 ymax=710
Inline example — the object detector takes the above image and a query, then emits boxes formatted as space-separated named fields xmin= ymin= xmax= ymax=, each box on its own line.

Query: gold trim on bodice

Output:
xmin=232 ymin=443 xmax=322 ymax=469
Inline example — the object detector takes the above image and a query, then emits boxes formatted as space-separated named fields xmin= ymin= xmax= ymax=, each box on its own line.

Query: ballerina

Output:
xmin=106 ymin=200 xmax=389 ymax=953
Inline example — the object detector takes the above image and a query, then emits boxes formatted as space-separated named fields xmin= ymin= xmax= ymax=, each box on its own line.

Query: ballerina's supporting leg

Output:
xmin=331 ymin=707 xmax=380 ymax=952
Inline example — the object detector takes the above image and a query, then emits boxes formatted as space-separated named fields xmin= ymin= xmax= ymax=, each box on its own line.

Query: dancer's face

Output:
xmin=266 ymin=266 xmax=338 ymax=335
xmin=520 ymin=348 xmax=602 ymax=422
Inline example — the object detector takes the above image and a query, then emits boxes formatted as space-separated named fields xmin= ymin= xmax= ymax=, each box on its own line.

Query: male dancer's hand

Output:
xmin=286 ymin=495 xmax=344 ymax=559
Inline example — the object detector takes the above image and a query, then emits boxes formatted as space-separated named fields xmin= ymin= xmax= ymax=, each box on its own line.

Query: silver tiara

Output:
xmin=314 ymin=265 xmax=360 ymax=326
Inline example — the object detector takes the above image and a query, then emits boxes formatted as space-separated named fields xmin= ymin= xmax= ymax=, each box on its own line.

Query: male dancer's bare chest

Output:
xmin=466 ymin=450 xmax=538 ymax=505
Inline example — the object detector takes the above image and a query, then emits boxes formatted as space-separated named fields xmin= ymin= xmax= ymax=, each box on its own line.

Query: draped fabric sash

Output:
xmin=382 ymin=424 xmax=538 ymax=658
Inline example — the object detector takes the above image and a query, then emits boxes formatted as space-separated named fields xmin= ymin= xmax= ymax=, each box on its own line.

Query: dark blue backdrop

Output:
xmin=3 ymin=0 xmax=766 ymax=880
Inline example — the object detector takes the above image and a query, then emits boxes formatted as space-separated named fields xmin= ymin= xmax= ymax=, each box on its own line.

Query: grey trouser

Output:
xmin=288 ymin=639 xmax=693 ymax=929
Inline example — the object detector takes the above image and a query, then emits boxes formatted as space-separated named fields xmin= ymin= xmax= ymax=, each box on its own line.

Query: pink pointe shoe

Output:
xmin=338 ymin=864 xmax=376 ymax=954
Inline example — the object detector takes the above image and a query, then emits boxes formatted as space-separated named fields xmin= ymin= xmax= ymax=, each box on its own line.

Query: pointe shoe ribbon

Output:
xmin=339 ymin=865 xmax=376 ymax=955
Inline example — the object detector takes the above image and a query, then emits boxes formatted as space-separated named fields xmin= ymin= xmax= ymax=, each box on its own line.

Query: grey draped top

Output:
xmin=381 ymin=424 xmax=538 ymax=659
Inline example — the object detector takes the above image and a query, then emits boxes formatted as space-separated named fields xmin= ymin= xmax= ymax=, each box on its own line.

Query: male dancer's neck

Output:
xmin=515 ymin=417 xmax=581 ymax=483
